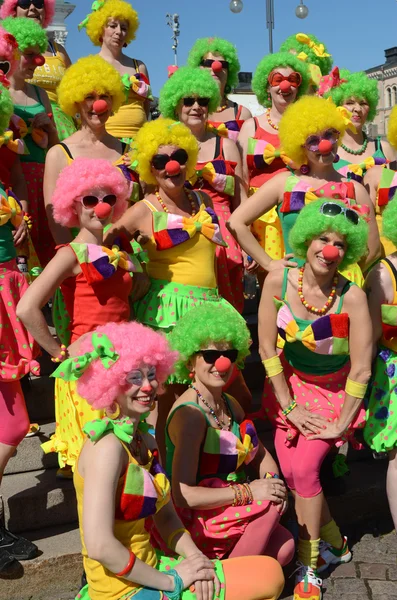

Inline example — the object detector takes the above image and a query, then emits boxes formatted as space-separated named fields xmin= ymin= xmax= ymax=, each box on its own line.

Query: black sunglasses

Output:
xmin=200 ymin=59 xmax=229 ymax=70
xmin=198 ymin=349 xmax=239 ymax=364
xmin=151 ymin=148 xmax=188 ymax=171
xmin=319 ymin=202 xmax=359 ymax=225
xmin=183 ymin=97 xmax=210 ymax=108
xmin=17 ymin=0 xmax=45 ymax=9
xmin=80 ymin=194 xmax=117 ymax=209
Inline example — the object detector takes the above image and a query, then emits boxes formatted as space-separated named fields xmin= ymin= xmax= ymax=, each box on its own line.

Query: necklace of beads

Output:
xmin=298 ymin=266 xmax=338 ymax=315
xmin=190 ymin=385 xmax=232 ymax=431
xmin=266 ymin=108 xmax=279 ymax=131
xmin=341 ymin=132 xmax=368 ymax=155
xmin=216 ymin=102 xmax=228 ymax=113
xmin=155 ymin=189 xmax=197 ymax=216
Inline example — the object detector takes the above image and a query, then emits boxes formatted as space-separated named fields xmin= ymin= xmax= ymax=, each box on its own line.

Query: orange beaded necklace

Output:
xmin=298 ymin=266 xmax=338 ymax=315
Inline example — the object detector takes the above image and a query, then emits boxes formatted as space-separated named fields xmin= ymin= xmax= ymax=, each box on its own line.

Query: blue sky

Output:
xmin=65 ymin=0 xmax=396 ymax=95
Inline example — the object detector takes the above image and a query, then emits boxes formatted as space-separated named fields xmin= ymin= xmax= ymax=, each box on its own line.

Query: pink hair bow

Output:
xmin=318 ymin=67 xmax=347 ymax=97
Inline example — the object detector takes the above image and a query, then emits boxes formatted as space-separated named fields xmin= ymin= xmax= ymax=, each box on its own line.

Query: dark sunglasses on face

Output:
xmin=79 ymin=194 xmax=117 ymax=209
xmin=268 ymin=71 xmax=302 ymax=88
xmin=183 ymin=97 xmax=210 ymax=108
xmin=319 ymin=201 xmax=359 ymax=225
xmin=200 ymin=59 xmax=229 ymax=70
xmin=198 ymin=349 xmax=239 ymax=365
xmin=151 ymin=148 xmax=189 ymax=171
xmin=304 ymin=128 xmax=340 ymax=152
xmin=17 ymin=0 xmax=44 ymax=9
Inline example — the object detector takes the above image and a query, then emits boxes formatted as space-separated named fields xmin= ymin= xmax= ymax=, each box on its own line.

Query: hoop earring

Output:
xmin=300 ymin=164 xmax=310 ymax=175
xmin=107 ymin=403 xmax=121 ymax=419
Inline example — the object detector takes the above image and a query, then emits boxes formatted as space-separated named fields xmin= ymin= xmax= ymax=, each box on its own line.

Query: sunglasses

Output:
xmin=268 ymin=71 xmax=302 ymax=88
xmin=151 ymin=148 xmax=188 ymax=171
xmin=200 ymin=59 xmax=229 ymax=70
xmin=79 ymin=194 xmax=117 ymax=209
xmin=198 ymin=349 xmax=239 ymax=365
xmin=304 ymin=128 xmax=340 ymax=152
xmin=320 ymin=202 xmax=359 ymax=225
xmin=183 ymin=97 xmax=210 ymax=107
xmin=17 ymin=0 xmax=44 ymax=8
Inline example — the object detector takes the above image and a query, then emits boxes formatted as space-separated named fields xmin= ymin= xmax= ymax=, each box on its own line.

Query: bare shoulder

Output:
xmin=225 ymin=394 xmax=245 ymax=423
xmin=343 ymin=281 xmax=368 ymax=307
xmin=240 ymin=106 xmax=252 ymax=120
xmin=239 ymin=116 xmax=255 ymax=137
xmin=168 ymin=390 xmax=207 ymax=430
xmin=262 ymin=267 xmax=286 ymax=294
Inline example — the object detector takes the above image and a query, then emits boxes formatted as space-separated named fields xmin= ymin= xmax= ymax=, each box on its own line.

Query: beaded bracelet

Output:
xmin=282 ymin=400 xmax=297 ymax=417
xmin=23 ymin=214 xmax=33 ymax=230
xmin=166 ymin=569 xmax=184 ymax=600
xmin=115 ymin=549 xmax=136 ymax=577
xmin=242 ymin=483 xmax=253 ymax=505
xmin=264 ymin=472 xmax=280 ymax=479
xmin=51 ymin=344 xmax=67 ymax=363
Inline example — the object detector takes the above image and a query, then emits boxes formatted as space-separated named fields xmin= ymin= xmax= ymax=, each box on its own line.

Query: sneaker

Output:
xmin=0 ymin=525 xmax=38 ymax=561
xmin=317 ymin=537 xmax=352 ymax=573
xmin=0 ymin=548 xmax=16 ymax=572
xmin=25 ymin=423 xmax=40 ymax=438
xmin=293 ymin=562 xmax=322 ymax=600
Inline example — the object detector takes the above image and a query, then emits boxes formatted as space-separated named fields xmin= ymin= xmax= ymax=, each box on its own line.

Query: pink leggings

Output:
xmin=274 ymin=428 xmax=334 ymax=498
xmin=0 ymin=380 xmax=29 ymax=447
xmin=229 ymin=504 xmax=295 ymax=566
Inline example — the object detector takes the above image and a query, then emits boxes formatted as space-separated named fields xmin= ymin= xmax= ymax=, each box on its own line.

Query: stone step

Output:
xmin=4 ymin=421 xmax=57 ymax=476
xmin=2 ymin=468 xmax=77 ymax=534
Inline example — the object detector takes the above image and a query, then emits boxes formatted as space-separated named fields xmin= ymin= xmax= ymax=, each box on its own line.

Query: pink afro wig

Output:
xmin=0 ymin=0 xmax=55 ymax=29
xmin=0 ymin=27 xmax=19 ymax=77
xmin=77 ymin=322 xmax=178 ymax=409
xmin=52 ymin=157 xmax=130 ymax=228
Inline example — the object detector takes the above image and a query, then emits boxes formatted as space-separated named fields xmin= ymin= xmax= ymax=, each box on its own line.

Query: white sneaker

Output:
xmin=317 ymin=537 xmax=352 ymax=573
xmin=292 ymin=561 xmax=322 ymax=600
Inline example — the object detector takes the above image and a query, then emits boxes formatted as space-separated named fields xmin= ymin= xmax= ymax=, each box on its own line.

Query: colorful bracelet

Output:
xmin=115 ymin=549 xmax=136 ymax=577
xmin=23 ymin=214 xmax=33 ymax=230
xmin=262 ymin=355 xmax=283 ymax=378
xmin=345 ymin=378 xmax=368 ymax=399
xmin=166 ymin=569 xmax=184 ymax=600
xmin=282 ymin=400 xmax=297 ymax=418
xmin=167 ymin=527 xmax=190 ymax=550
xmin=242 ymin=483 xmax=253 ymax=505
xmin=51 ymin=344 xmax=67 ymax=363
xmin=264 ymin=472 xmax=280 ymax=479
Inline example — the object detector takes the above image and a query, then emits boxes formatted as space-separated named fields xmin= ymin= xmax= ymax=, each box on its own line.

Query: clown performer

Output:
xmin=0 ymin=0 xmax=76 ymax=141
xmin=17 ymin=157 xmax=141 ymax=477
xmin=228 ymin=96 xmax=381 ymax=287
xmin=2 ymin=16 xmax=59 ymax=266
xmin=257 ymin=199 xmax=371 ymax=600
xmin=80 ymin=0 xmax=151 ymax=145
xmin=187 ymin=37 xmax=252 ymax=142
xmin=159 ymin=66 xmax=245 ymax=313
xmin=0 ymin=80 xmax=41 ymax=572
xmin=105 ymin=119 xmax=250 ymax=460
xmin=322 ymin=69 xmax=395 ymax=182
xmin=237 ymin=52 xmax=310 ymax=275
xmin=55 ymin=320 xmax=285 ymax=600
xmin=364 ymin=197 xmax=397 ymax=533
xmin=165 ymin=303 xmax=295 ymax=565
xmin=279 ymin=32 xmax=333 ymax=93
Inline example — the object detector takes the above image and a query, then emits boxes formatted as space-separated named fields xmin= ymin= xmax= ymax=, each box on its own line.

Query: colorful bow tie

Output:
xmin=0 ymin=129 xmax=26 ymax=155
xmin=296 ymin=33 xmax=331 ymax=58
xmin=102 ymin=244 xmax=136 ymax=272
xmin=239 ymin=420 xmax=259 ymax=467
xmin=78 ymin=0 xmax=105 ymax=30
xmin=121 ymin=73 xmax=151 ymax=100
xmin=206 ymin=122 xmax=229 ymax=138
xmin=83 ymin=417 xmax=135 ymax=444
xmin=0 ymin=189 xmax=23 ymax=228
xmin=17 ymin=115 xmax=48 ymax=149
xmin=348 ymin=156 xmax=375 ymax=178
xmin=263 ymin=142 xmax=291 ymax=167
xmin=153 ymin=204 xmax=227 ymax=250
xmin=70 ymin=241 xmax=142 ymax=284
xmin=190 ymin=160 xmax=236 ymax=196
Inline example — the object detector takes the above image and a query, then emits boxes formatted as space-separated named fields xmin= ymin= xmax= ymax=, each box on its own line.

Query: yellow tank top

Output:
xmin=106 ymin=96 xmax=147 ymax=141
xmin=74 ymin=441 xmax=158 ymax=600
xmin=142 ymin=198 xmax=217 ymax=288
xmin=29 ymin=42 xmax=66 ymax=104
xmin=57 ymin=142 xmax=127 ymax=168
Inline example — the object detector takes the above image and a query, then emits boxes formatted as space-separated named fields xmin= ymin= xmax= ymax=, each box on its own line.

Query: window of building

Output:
xmin=387 ymin=87 xmax=392 ymax=108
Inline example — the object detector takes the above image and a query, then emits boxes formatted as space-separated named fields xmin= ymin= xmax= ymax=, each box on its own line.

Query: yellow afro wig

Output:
xmin=387 ymin=105 xmax=397 ymax=150
xmin=58 ymin=55 xmax=125 ymax=117
xmin=279 ymin=96 xmax=347 ymax=167
xmin=85 ymin=0 xmax=139 ymax=47
xmin=132 ymin=119 xmax=198 ymax=185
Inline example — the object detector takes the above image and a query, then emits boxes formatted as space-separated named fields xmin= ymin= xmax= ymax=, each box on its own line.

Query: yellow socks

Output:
xmin=320 ymin=520 xmax=343 ymax=549
xmin=298 ymin=538 xmax=320 ymax=570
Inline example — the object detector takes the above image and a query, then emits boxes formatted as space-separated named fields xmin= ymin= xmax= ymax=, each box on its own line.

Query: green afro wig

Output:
xmin=382 ymin=192 xmax=397 ymax=246
xmin=252 ymin=51 xmax=310 ymax=108
xmin=159 ymin=66 xmax=220 ymax=120
xmin=168 ymin=304 xmax=251 ymax=383
xmin=279 ymin=33 xmax=333 ymax=76
xmin=289 ymin=198 xmax=369 ymax=270
xmin=324 ymin=69 xmax=379 ymax=122
xmin=187 ymin=37 xmax=240 ymax=90
xmin=387 ymin=105 xmax=397 ymax=150
xmin=1 ymin=16 xmax=47 ymax=54
xmin=84 ymin=0 xmax=139 ymax=47
xmin=279 ymin=96 xmax=347 ymax=167
xmin=0 ymin=82 xmax=14 ymax=135
xmin=131 ymin=118 xmax=198 ymax=185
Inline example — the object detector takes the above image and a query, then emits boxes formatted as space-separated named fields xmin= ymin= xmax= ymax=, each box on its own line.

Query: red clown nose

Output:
xmin=318 ymin=139 xmax=333 ymax=155
xmin=322 ymin=245 xmax=339 ymax=261
xmin=94 ymin=203 xmax=112 ymax=219
xmin=165 ymin=160 xmax=181 ymax=176
xmin=279 ymin=80 xmax=292 ymax=92
xmin=211 ymin=60 xmax=224 ymax=73
xmin=33 ymin=55 xmax=45 ymax=67
xmin=214 ymin=356 xmax=232 ymax=373
xmin=92 ymin=99 xmax=109 ymax=115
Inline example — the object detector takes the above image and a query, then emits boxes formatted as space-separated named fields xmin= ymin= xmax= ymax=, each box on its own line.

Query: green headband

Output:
xmin=78 ymin=0 xmax=105 ymax=31
xmin=52 ymin=332 xmax=119 ymax=381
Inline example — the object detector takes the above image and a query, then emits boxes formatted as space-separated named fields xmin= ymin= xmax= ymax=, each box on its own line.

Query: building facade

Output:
xmin=48 ymin=0 xmax=76 ymax=46
xmin=366 ymin=47 xmax=397 ymax=138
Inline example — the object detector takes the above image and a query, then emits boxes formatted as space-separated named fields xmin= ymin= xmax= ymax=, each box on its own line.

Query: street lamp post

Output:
xmin=266 ymin=0 xmax=275 ymax=54
xmin=166 ymin=13 xmax=180 ymax=66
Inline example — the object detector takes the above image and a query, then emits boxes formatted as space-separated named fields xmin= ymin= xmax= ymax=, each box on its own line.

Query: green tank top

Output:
xmin=333 ymin=136 xmax=388 ymax=178
xmin=13 ymin=85 xmax=46 ymax=164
